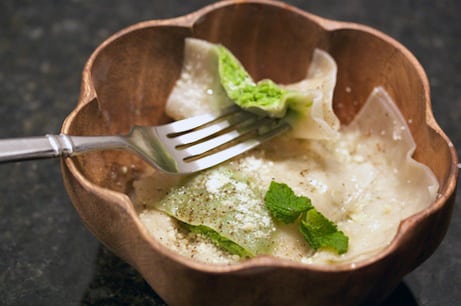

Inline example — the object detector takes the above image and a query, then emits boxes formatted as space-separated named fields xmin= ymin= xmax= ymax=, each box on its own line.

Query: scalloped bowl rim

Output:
xmin=62 ymin=0 xmax=458 ymax=274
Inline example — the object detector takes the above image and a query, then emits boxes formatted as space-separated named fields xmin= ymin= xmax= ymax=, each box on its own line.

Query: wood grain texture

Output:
xmin=60 ymin=1 xmax=458 ymax=305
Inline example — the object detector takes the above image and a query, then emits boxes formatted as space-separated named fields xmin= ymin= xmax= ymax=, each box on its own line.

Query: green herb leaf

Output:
xmin=299 ymin=209 xmax=349 ymax=254
xmin=264 ymin=181 xmax=313 ymax=223
xmin=182 ymin=223 xmax=253 ymax=258
xmin=264 ymin=181 xmax=349 ymax=255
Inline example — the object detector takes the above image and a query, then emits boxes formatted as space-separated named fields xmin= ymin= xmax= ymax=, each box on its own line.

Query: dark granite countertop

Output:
xmin=1 ymin=1 xmax=459 ymax=305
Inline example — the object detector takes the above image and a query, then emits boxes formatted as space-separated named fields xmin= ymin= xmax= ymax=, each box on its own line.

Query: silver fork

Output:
xmin=0 ymin=106 xmax=290 ymax=174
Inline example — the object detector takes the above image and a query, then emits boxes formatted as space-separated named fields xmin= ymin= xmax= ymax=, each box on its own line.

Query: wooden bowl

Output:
xmin=60 ymin=1 xmax=458 ymax=305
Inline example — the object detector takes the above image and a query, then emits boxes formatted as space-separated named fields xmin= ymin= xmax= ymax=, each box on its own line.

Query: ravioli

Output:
xmin=166 ymin=38 xmax=339 ymax=140
xmin=155 ymin=166 xmax=275 ymax=256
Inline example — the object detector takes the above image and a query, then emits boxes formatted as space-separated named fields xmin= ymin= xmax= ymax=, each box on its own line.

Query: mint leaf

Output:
xmin=182 ymin=223 xmax=253 ymax=258
xmin=264 ymin=181 xmax=349 ymax=255
xmin=299 ymin=209 xmax=349 ymax=254
xmin=264 ymin=181 xmax=313 ymax=223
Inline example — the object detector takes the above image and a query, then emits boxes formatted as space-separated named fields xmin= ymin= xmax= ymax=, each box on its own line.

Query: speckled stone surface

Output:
xmin=0 ymin=1 xmax=459 ymax=305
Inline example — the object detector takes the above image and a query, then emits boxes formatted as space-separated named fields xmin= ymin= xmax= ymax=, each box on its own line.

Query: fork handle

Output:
xmin=0 ymin=134 xmax=128 ymax=163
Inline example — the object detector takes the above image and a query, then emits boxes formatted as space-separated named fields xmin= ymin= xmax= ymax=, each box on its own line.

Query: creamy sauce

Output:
xmin=134 ymin=118 xmax=438 ymax=265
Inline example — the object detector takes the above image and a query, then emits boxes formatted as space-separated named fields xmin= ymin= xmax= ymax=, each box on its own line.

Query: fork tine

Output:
xmin=178 ymin=121 xmax=291 ymax=172
xmin=167 ymin=111 xmax=255 ymax=146
xmin=157 ymin=105 xmax=240 ymax=134
xmin=178 ymin=117 xmax=274 ymax=157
